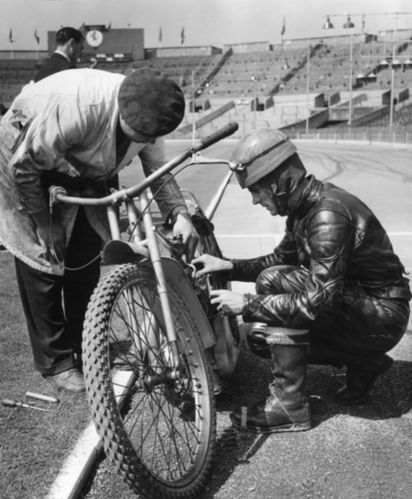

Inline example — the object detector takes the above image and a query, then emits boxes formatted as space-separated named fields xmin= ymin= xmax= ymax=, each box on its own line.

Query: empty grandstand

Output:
xmin=1 ymin=24 xmax=412 ymax=142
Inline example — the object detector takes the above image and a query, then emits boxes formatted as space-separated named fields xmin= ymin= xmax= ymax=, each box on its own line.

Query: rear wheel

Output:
xmin=82 ymin=263 xmax=216 ymax=498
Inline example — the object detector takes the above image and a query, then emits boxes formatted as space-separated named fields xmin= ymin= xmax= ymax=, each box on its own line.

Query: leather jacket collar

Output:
xmin=287 ymin=175 xmax=323 ymax=216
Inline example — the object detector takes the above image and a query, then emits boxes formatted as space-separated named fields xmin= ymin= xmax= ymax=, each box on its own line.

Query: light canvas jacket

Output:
xmin=0 ymin=68 xmax=186 ymax=275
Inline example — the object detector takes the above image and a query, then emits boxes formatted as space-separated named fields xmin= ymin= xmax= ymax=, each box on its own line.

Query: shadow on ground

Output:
xmin=199 ymin=334 xmax=412 ymax=498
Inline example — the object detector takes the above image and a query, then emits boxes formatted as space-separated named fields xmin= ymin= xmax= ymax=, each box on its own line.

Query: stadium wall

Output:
xmin=145 ymin=46 xmax=221 ymax=58
xmin=0 ymin=50 xmax=48 ymax=60
xmin=223 ymin=41 xmax=271 ymax=53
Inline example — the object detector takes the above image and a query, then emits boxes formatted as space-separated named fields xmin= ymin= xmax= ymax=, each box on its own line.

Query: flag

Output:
xmin=34 ymin=28 xmax=40 ymax=44
xmin=159 ymin=26 xmax=162 ymax=43
xmin=9 ymin=28 xmax=14 ymax=43
xmin=180 ymin=26 xmax=185 ymax=45
xmin=281 ymin=18 xmax=286 ymax=37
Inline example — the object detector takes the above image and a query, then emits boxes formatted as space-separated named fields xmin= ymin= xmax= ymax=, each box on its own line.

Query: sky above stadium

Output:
xmin=1 ymin=0 xmax=411 ymax=51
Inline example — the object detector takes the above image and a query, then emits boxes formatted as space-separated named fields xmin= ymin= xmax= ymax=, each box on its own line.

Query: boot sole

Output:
xmin=230 ymin=414 xmax=311 ymax=434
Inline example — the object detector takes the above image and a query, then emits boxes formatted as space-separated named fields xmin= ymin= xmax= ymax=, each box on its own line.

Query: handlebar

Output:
xmin=51 ymin=121 xmax=239 ymax=207
xmin=191 ymin=122 xmax=239 ymax=153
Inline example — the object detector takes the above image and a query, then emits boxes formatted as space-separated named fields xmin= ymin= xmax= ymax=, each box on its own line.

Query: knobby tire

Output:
xmin=82 ymin=263 xmax=216 ymax=498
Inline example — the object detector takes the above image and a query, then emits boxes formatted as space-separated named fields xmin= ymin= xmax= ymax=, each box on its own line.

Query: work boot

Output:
xmin=231 ymin=340 xmax=311 ymax=433
xmin=45 ymin=367 xmax=85 ymax=393
xmin=334 ymin=354 xmax=393 ymax=405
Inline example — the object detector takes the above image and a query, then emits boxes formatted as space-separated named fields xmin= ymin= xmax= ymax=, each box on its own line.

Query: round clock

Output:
xmin=86 ymin=29 xmax=103 ymax=48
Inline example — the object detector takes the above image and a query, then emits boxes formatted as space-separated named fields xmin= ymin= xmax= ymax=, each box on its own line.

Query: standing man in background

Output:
xmin=34 ymin=26 xmax=84 ymax=82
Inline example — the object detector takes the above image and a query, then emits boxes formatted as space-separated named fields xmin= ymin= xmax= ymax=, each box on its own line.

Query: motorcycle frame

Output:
xmin=50 ymin=122 xmax=239 ymax=375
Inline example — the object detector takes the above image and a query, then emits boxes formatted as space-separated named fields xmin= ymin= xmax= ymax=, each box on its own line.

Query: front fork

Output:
xmin=112 ymin=190 xmax=181 ymax=378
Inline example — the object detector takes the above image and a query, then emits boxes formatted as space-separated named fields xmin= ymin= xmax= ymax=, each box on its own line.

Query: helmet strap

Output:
xmin=267 ymin=167 xmax=290 ymax=216
xmin=271 ymin=183 xmax=288 ymax=216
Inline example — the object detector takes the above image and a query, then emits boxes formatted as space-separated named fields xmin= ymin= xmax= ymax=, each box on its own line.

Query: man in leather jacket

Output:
xmin=192 ymin=128 xmax=411 ymax=434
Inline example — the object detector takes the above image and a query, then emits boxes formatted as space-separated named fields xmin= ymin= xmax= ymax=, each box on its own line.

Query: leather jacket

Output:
xmin=231 ymin=175 xmax=411 ymax=328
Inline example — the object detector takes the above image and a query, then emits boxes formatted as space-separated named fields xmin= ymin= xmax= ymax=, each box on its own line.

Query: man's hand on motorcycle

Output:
xmin=191 ymin=254 xmax=233 ymax=278
xmin=209 ymin=289 xmax=244 ymax=315
xmin=173 ymin=212 xmax=199 ymax=261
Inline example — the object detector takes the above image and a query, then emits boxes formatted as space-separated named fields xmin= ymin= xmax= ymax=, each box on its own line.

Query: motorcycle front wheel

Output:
xmin=82 ymin=263 xmax=216 ymax=498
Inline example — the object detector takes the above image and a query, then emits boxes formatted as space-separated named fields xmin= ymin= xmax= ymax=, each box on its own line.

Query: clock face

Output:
xmin=86 ymin=29 xmax=103 ymax=48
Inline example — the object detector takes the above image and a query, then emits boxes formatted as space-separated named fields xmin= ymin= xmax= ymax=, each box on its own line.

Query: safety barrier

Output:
xmin=176 ymin=100 xmax=235 ymax=136
xmin=181 ymin=118 xmax=412 ymax=146
xmin=287 ymin=126 xmax=412 ymax=144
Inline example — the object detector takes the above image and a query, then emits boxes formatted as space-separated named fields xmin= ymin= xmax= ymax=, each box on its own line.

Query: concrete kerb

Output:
xmin=45 ymin=168 xmax=234 ymax=499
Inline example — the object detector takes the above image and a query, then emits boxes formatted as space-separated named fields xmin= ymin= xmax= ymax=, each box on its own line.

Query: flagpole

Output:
xmin=191 ymin=70 xmax=196 ymax=145
xmin=35 ymin=29 xmax=40 ymax=60
xmin=9 ymin=29 xmax=14 ymax=59
xmin=281 ymin=17 xmax=286 ymax=50
xmin=158 ymin=26 xmax=162 ymax=49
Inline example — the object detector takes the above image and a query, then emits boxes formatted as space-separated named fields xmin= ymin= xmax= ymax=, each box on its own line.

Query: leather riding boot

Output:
xmin=335 ymin=353 xmax=393 ymax=405
xmin=246 ymin=322 xmax=271 ymax=359
xmin=231 ymin=333 xmax=311 ymax=433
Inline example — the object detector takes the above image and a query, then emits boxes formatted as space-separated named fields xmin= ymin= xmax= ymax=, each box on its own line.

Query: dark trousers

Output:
xmin=15 ymin=208 xmax=102 ymax=375
xmin=256 ymin=265 xmax=409 ymax=363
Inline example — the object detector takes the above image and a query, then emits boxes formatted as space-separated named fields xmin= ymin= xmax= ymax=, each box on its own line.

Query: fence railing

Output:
xmin=287 ymin=126 xmax=412 ymax=145
xmin=176 ymin=118 xmax=412 ymax=146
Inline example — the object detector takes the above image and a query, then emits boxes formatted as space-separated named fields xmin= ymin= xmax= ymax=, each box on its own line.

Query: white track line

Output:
xmin=46 ymin=370 xmax=134 ymax=499
xmin=45 ymin=426 xmax=101 ymax=499
xmin=46 ymin=174 xmax=233 ymax=499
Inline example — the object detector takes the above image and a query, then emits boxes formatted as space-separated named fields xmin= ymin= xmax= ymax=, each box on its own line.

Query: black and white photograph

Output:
xmin=0 ymin=0 xmax=411 ymax=497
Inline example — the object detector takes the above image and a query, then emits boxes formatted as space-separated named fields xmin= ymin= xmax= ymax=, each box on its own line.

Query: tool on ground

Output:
xmin=25 ymin=391 xmax=59 ymax=403
xmin=1 ymin=398 xmax=51 ymax=412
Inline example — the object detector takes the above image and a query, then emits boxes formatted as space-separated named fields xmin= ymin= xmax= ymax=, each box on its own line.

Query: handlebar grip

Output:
xmin=193 ymin=122 xmax=239 ymax=153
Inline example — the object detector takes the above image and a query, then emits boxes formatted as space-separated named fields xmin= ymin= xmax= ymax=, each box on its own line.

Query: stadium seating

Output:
xmin=1 ymin=33 xmax=412 ymax=135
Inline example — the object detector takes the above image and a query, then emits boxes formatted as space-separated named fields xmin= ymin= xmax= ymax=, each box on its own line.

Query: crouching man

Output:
xmin=192 ymin=128 xmax=411 ymax=433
